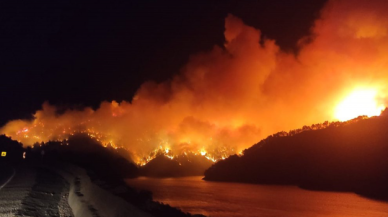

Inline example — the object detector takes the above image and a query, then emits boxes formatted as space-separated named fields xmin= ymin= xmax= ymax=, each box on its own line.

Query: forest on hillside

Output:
xmin=204 ymin=110 xmax=388 ymax=200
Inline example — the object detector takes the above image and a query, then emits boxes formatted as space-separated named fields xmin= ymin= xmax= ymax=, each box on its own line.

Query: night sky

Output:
xmin=0 ymin=0 xmax=326 ymax=126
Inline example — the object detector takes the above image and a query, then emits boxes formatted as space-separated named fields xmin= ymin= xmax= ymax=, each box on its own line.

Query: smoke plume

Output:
xmin=2 ymin=0 xmax=388 ymax=163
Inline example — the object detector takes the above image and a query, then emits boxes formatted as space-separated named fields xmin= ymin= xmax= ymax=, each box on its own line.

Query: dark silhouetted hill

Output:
xmin=18 ymin=133 xmax=205 ymax=217
xmin=204 ymin=111 xmax=388 ymax=200
xmin=140 ymin=153 xmax=214 ymax=177
xmin=0 ymin=135 xmax=24 ymax=163
xmin=26 ymin=134 xmax=139 ymax=180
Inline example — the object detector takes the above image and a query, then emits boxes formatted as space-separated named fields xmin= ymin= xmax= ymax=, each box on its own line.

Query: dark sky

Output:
xmin=0 ymin=0 xmax=327 ymax=126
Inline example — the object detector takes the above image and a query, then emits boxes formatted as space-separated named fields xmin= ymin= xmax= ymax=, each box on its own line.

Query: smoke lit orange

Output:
xmin=1 ymin=0 xmax=388 ymax=165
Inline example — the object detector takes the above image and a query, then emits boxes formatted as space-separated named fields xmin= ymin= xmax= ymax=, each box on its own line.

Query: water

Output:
xmin=125 ymin=176 xmax=388 ymax=217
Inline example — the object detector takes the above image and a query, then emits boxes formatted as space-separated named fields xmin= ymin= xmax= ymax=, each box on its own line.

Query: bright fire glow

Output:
xmin=335 ymin=89 xmax=384 ymax=121
xmin=3 ymin=2 xmax=388 ymax=167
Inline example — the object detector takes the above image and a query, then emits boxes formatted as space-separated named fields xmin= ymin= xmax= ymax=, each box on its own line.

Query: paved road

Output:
xmin=0 ymin=165 xmax=74 ymax=217
xmin=0 ymin=164 xmax=14 ymax=189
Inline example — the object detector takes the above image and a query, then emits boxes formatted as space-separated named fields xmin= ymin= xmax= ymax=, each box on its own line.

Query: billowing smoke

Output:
xmin=1 ymin=0 xmax=388 ymax=164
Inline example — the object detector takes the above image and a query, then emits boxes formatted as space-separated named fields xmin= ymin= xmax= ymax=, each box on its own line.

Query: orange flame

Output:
xmin=335 ymin=88 xmax=385 ymax=121
xmin=1 ymin=0 xmax=388 ymax=165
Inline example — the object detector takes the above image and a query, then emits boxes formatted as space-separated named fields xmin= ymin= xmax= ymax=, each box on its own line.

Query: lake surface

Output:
xmin=125 ymin=176 xmax=388 ymax=217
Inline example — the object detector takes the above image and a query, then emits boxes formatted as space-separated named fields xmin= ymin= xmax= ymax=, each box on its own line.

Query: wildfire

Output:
xmin=137 ymin=145 xmax=229 ymax=166
xmin=335 ymin=88 xmax=384 ymax=121
xmin=2 ymin=0 xmax=388 ymax=169
xmin=2 ymin=117 xmax=240 ymax=166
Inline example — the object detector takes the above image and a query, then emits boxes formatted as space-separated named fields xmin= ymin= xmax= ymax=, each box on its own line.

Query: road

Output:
xmin=0 ymin=164 xmax=14 ymax=190
xmin=0 ymin=164 xmax=74 ymax=217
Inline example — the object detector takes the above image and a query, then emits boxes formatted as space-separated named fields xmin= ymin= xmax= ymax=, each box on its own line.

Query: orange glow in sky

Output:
xmin=335 ymin=89 xmax=384 ymax=121
xmin=2 ymin=0 xmax=388 ymax=164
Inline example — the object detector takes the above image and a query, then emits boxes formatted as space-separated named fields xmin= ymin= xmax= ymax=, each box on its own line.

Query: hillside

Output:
xmin=24 ymin=134 xmax=139 ymax=180
xmin=140 ymin=153 xmax=213 ymax=177
xmin=1 ymin=134 xmax=205 ymax=217
xmin=204 ymin=110 xmax=388 ymax=200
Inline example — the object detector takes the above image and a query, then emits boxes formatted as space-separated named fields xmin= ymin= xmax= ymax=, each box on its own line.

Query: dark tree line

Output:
xmin=205 ymin=109 xmax=388 ymax=200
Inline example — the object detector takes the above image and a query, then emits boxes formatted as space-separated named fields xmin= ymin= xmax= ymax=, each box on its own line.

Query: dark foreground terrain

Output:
xmin=0 ymin=135 xmax=205 ymax=217
xmin=204 ymin=111 xmax=388 ymax=200
xmin=0 ymin=164 xmax=73 ymax=217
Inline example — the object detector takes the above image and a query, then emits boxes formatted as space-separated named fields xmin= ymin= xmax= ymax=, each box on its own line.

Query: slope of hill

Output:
xmin=140 ymin=153 xmax=213 ymax=177
xmin=204 ymin=111 xmax=388 ymax=200
xmin=1 ymin=133 xmax=205 ymax=217
xmin=0 ymin=135 xmax=24 ymax=163
xmin=25 ymin=134 xmax=139 ymax=180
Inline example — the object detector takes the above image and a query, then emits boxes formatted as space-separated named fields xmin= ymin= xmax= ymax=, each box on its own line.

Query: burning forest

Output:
xmin=1 ymin=0 xmax=388 ymax=167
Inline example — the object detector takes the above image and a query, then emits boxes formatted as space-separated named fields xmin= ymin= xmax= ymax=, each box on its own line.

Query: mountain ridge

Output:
xmin=204 ymin=110 xmax=388 ymax=200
